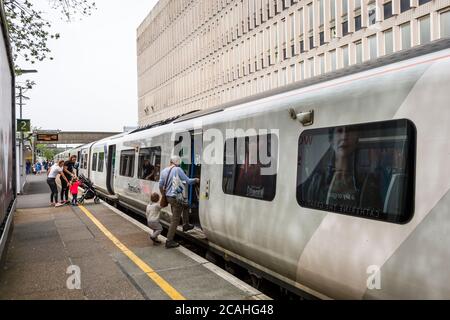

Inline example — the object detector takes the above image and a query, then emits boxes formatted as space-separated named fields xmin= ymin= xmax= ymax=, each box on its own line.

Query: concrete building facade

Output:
xmin=137 ymin=0 xmax=450 ymax=125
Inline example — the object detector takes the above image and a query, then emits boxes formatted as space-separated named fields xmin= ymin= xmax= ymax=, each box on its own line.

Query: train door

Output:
xmin=174 ymin=130 xmax=203 ymax=227
xmin=106 ymin=144 xmax=116 ymax=194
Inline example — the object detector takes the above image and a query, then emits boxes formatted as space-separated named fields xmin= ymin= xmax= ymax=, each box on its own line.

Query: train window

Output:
xmin=92 ymin=153 xmax=98 ymax=171
xmin=83 ymin=154 xmax=87 ymax=169
xmin=98 ymin=152 xmax=105 ymax=172
xmin=120 ymin=149 xmax=135 ymax=177
xmin=223 ymin=134 xmax=278 ymax=201
xmin=296 ymin=119 xmax=416 ymax=224
xmin=138 ymin=147 xmax=161 ymax=181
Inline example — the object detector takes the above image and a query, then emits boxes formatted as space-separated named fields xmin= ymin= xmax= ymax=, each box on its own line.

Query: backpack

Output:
xmin=172 ymin=169 xmax=189 ymax=207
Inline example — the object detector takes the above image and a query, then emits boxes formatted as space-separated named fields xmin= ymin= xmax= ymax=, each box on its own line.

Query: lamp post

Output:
xmin=15 ymin=69 xmax=37 ymax=193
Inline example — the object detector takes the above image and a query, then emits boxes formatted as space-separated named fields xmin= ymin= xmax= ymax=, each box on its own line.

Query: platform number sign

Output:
xmin=17 ymin=119 xmax=30 ymax=132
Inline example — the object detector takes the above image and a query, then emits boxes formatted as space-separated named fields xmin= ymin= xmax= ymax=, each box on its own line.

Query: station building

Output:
xmin=137 ymin=0 xmax=450 ymax=126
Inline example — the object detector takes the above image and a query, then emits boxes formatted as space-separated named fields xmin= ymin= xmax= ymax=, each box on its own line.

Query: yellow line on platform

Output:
xmin=78 ymin=205 xmax=186 ymax=300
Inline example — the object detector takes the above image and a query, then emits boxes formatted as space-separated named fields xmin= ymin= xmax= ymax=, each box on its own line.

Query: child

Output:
xmin=70 ymin=176 xmax=81 ymax=206
xmin=146 ymin=192 xmax=163 ymax=244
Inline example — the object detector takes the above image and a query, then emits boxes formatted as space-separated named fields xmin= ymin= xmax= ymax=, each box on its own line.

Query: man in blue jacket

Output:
xmin=159 ymin=155 xmax=199 ymax=248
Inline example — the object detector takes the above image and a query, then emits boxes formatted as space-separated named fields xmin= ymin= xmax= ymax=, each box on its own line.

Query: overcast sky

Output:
xmin=17 ymin=0 xmax=158 ymax=133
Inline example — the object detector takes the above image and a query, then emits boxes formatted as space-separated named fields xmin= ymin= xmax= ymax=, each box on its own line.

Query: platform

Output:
xmin=0 ymin=175 xmax=268 ymax=300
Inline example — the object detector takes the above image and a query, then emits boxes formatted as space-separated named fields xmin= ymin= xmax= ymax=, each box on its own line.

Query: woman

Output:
xmin=47 ymin=160 xmax=70 ymax=206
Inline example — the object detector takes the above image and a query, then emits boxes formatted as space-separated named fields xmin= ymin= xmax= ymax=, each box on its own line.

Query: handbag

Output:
xmin=160 ymin=166 xmax=175 ymax=208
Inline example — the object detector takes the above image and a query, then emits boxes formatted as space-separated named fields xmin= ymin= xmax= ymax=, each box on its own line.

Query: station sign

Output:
xmin=36 ymin=133 xmax=59 ymax=142
xmin=17 ymin=119 xmax=30 ymax=132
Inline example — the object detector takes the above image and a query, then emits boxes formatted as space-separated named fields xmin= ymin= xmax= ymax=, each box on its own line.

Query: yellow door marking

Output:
xmin=78 ymin=205 xmax=186 ymax=300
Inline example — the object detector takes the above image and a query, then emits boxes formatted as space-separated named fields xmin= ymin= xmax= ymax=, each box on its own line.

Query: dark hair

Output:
xmin=150 ymin=192 xmax=160 ymax=203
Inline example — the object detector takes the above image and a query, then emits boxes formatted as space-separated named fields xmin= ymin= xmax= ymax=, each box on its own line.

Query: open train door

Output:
xmin=106 ymin=144 xmax=116 ymax=194
xmin=174 ymin=129 xmax=203 ymax=228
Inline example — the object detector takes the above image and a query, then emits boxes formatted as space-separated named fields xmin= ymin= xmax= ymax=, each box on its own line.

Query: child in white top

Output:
xmin=146 ymin=192 xmax=163 ymax=244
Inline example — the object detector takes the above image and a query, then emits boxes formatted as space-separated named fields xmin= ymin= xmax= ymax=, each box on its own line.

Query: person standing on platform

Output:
xmin=60 ymin=155 xmax=77 ymax=204
xmin=47 ymin=160 xmax=70 ymax=206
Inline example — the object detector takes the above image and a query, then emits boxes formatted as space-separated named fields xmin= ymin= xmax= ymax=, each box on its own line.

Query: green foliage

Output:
xmin=36 ymin=143 xmax=57 ymax=160
xmin=4 ymin=0 xmax=96 ymax=73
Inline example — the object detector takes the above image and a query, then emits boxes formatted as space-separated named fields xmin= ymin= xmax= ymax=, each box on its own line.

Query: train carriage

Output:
xmin=54 ymin=39 xmax=450 ymax=299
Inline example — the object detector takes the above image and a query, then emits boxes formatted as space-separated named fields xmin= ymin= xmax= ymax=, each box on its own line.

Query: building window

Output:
xmin=342 ymin=20 xmax=349 ymax=36
xmin=355 ymin=15 xmax=362 ymax=31
xmin=296 ymin=119 xmax=416 ymax=224
xmin=419 ymin=0 xmax=432 ymax=4
xmin=319 ymin=31 xmax=325 ymax=45
xmin=441 ymin=10 xmax=450 ymax=38
xmin=120 ymin=149 xmax=135 ymax=177
xmin=309 ymin=35 xmax=314 ymax=49
xmin=308 ymin=57 xmax=315 ymax=77
xmin=330 ymin=50 xmax=337 ymax=71
xmin=355 ymin=40 xmax=363 ymax=63
xmin=419 ymin=15 xmax=431 ymax=44
xmin=400 ymin=0 xmax=411 ymax=13
xmin=98 ymin=152 xmax=105 ymax=172
xmin=342 ymin=0 xmax=348 ymax=15
xmin=222 ymin=134 xmax=278 ymax=202
xmin=368 ymin=3 xmax=376 ymax=25
xmin=369 ymin=34 xmax=377 ymax=60
xmin=384 ymin=2 xmax=393 ymax=20
xmin=92 ymin=153 xmax=97 ymax=171
xmin=319 ymin=0 xmax=324 ymax=25
xmin=299 ymin=61 xmax=305 ymax=80
xmin=342 ymin=45 xmax=349 ymax=67
xmin=308 ymin=3 xmax=314 ymax=30
xmin=138 ymin=147 xmax=161 ymax=181
xmin=384 ymin=28 xmax=394 ymax=54
xmin=401 ymin=22 xmax=411 ymax=50
xmin=318 ymin=54 xmax=325 ymax=74
xmin=300 ymin=40 xmax=305 ymax=53
xmin=331 ymin=0 xmax=336 ymax=20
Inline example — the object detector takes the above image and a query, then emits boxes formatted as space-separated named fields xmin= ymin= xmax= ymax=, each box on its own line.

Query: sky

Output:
xmin=16 ymin=0 xmax=158 ymax=133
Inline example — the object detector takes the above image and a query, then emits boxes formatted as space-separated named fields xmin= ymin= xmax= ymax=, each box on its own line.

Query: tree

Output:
xmin=36 ymin=143 xmax=57 ymax=160
xmin=3 ymin=0 xmax=96 ymax=74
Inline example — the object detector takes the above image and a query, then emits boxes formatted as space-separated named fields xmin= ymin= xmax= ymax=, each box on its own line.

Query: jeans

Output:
xmin=60 ymin=177 xmax=69 ymax=202
xmin=166 ymin=197 xmax=190 ymax=242
xmin=47 ymin=178 xmax=58 ymax=203
xmin=71 ymin=194 xmax=78 ymax=205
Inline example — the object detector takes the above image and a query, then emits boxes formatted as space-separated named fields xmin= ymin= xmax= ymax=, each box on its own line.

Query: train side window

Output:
xmin=138 ymin=147 xmax=161 ymax=181
xmin=83 ymin=154 xmax=87 ymax=169
xmin=98 ymin=152 xmax=105 ymax=172
xmin=296 ymin=119 xmax=416 ymax=224
xmin=92 ymin=153 xmax=98 ymax=171
xmin=120 ymin=149 xmax=135 ymax=177
xmin=222 ymin=134 xmax=278 ymax=201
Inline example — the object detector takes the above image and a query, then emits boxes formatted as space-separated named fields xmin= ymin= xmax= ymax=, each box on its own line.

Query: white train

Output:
xmin=56 ymin=39 xmax=450 ymax=299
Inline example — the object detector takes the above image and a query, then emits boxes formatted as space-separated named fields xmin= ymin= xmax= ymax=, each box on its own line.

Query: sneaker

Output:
xmin=182 ymin=224 xmax=195 ymax=232
xmin=165 ymin=240 xmax=180 ymax=249
xmin=150 ymin=236 xmax=162 ymax=244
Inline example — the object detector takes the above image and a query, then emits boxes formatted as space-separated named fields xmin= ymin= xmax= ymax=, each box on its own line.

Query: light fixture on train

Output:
xmin=289 ymin=108 xmax=314 ymax=126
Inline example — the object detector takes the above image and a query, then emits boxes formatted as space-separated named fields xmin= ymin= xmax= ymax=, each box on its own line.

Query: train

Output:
xmin=0 ymin=6 xmax=16 ymax=261
xmin=55 ymin=39 xmax=450 ymax=299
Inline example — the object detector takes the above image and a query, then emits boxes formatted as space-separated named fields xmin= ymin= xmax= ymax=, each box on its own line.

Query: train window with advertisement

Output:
xmin=120 ymin=149 xmax=135 ymax=177
xmin=92 ymin=153 xmax=98 ymax=171
xmin=223 ymin=133 xmax=278 ymax=201
xmin=138 ymin=147 xmax=161 ymax=181
xmin=296 ymin=119 xmax=416 ymax=224
xmin=98 ymin=152 xmax=105 ymax=172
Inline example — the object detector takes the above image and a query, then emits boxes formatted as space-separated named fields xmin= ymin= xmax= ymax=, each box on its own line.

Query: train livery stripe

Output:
xmin=78 ymin=205 xmax=186 ymax=300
